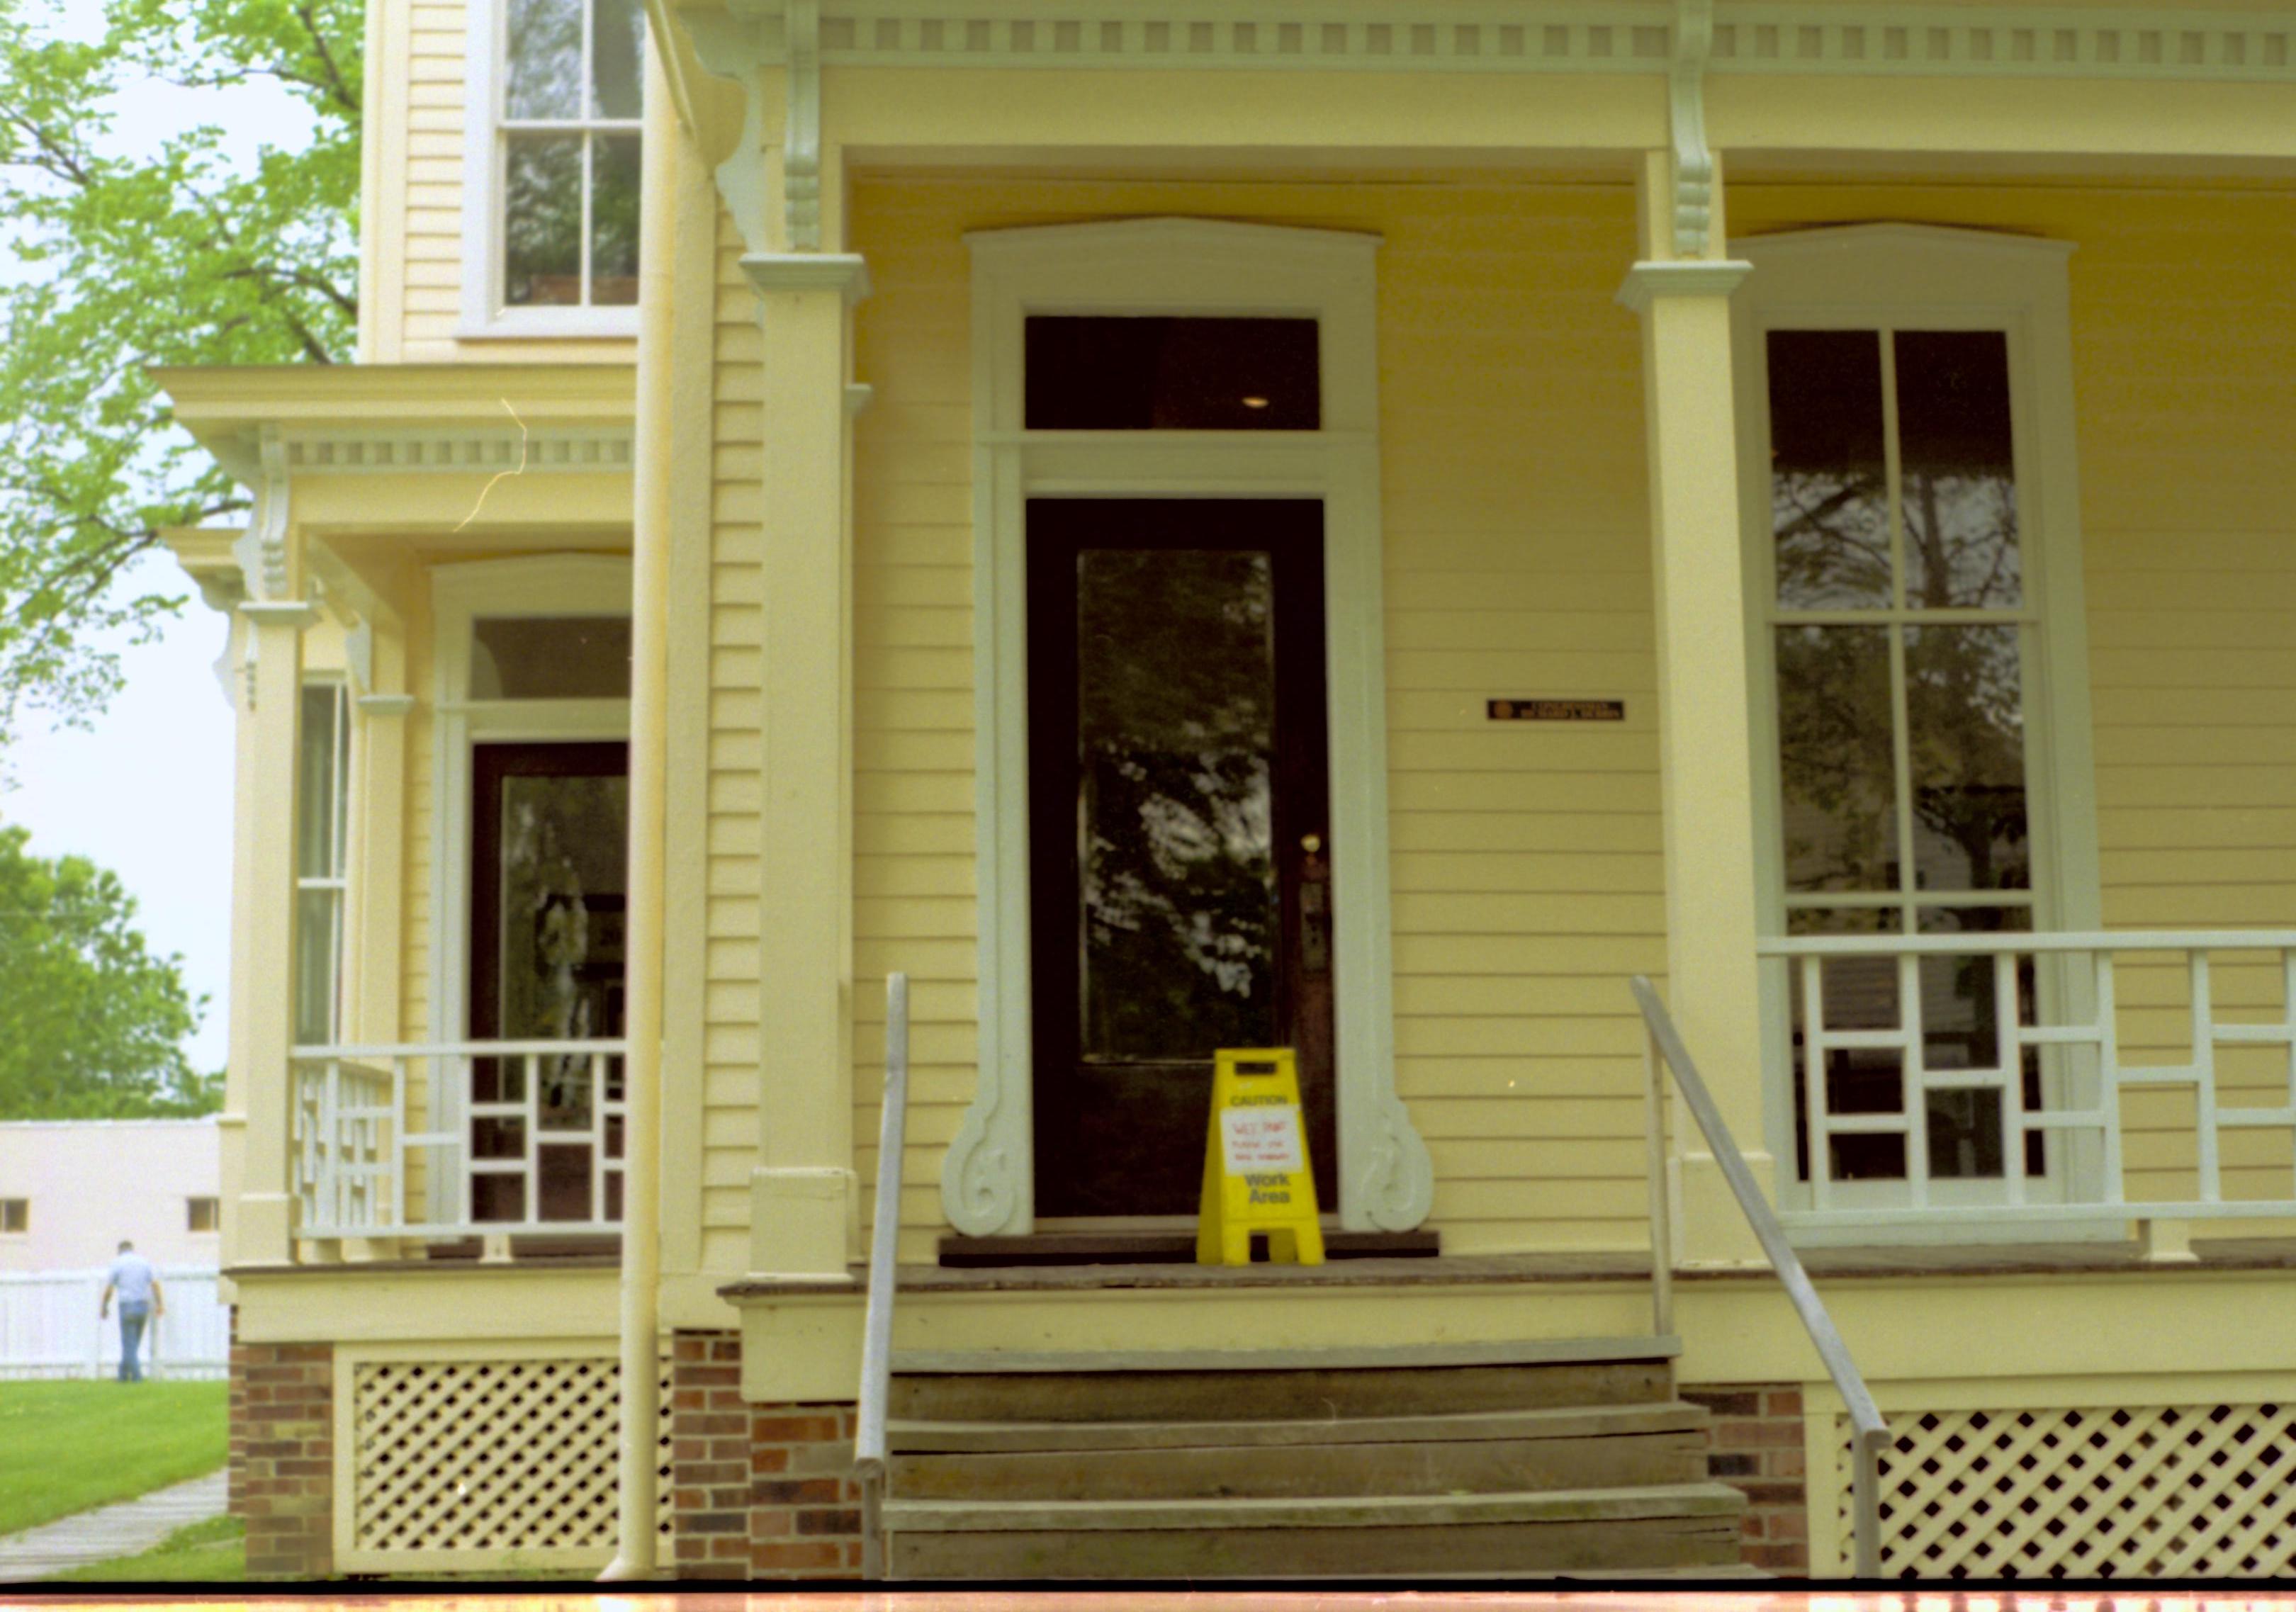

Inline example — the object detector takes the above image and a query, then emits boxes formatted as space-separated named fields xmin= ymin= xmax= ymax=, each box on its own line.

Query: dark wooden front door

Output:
xmin=468 ymin=741 xmax=629 ymax=1224
xmin=1028 ymin=500 xmax=1336 ymax=1219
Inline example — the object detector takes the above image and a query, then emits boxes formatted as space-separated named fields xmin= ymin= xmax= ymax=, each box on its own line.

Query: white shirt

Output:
xmin=106 ymin=1252 xmax=156 ymax=1306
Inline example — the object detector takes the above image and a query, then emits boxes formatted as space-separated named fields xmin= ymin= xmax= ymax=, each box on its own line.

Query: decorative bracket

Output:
xmin=1669 ymin=0 xmax=1716 ymax=258
xmin=344 ymin=615 xmax=375 ymax=699
xmin=783 ymin=0 xmax=823 ymax=250
xmin=189 ymin=569 xmax=249 ymax=710
xmin=231 ymin=424 xmax=293 ymax=602
xmin=685 ymin=0 xmax=826 ymax=254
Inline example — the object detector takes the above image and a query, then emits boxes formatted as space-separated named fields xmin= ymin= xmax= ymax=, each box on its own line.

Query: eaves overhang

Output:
xmin=152 ymin=362 xmax=638 ymax=486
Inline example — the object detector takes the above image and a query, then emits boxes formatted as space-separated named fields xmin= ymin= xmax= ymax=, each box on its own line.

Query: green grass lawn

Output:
xmin=48 ymin=1516 xmax=244 ymax=1582
xmin=0 ymin=1380 xmax=228 ymax=1537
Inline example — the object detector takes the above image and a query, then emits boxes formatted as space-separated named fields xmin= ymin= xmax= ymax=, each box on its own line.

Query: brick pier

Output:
xmin=229 ymin=1334 xmax=335 ymax=1579
xmin=668 ymin=1331 xmax=862 ymax=1579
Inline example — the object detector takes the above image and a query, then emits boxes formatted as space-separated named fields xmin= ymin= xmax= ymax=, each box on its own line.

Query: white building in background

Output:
xmin=0 ymin=1117 xmax=221 ymax=1271
xmin=0 ymin=1118 xmax=227 ymax=1378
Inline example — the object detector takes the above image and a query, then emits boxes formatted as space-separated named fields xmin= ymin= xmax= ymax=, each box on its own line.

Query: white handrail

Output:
xmin=855 ymin=973 xmax=911 ymax=1581
xmin=1631 ymin=975 xmax=1889 ymax=1579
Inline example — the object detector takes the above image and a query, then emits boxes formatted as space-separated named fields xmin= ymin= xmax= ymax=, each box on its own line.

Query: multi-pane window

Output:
xmin=294 ymin=683 xmax=351 ymax=1047
xmin=1763 ymin=328 xmax=2045 ymax=1187
xmin=498 ymin=0 xmax=643 ymax=309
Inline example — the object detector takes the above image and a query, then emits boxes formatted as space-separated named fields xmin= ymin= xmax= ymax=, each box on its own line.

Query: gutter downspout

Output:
xmin=601 ymin=29 xmax=677 ymax=1586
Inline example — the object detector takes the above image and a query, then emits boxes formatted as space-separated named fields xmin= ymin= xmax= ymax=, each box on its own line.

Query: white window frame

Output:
xmin=296 ymin=677 xmax=353 ymax=1048
xmin=1731 ymin=222 xmax=2108 ymax=1241
xmin=942 ymin=217 xmax=1434 ymax=1239
xmin=187 ymin=1196 xmax=221 ymax=1234
xmin=461 ymin=0 xmax=643 ymax=339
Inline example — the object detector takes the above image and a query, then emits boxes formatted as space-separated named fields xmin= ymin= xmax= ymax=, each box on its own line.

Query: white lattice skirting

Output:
xmin=1838 ymin=1403 xmax=2296 ymax=1577
xmin=349 ymin=1355 xmax=674 ymax=1569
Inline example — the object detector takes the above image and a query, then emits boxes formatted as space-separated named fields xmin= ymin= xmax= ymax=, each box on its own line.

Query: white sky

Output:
xmin=1 ymin=1 xmax=320 ymax=1071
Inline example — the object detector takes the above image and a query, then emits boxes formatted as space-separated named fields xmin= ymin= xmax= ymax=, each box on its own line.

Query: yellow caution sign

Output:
xmin=1197 ymin=1047 xmax=1325 ymax=1266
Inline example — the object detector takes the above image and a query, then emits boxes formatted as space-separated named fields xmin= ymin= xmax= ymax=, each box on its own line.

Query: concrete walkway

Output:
xmin=0 ymin=1469 xmax=228 ymax=1583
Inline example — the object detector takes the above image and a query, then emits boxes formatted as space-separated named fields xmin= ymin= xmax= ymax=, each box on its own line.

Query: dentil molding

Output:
xmin=683 ymin=1 xmax=2289 ymax=81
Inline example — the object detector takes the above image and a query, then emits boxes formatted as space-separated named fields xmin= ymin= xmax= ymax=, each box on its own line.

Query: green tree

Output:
xmin=0 ymin=825 xmax=216 ymax=1117
xmin=0 ymin=0 xmax=359 ymax=750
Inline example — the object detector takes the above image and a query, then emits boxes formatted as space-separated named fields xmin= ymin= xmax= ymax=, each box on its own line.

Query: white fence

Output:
xmin=0 ymin=1266 xmax=229 ymax=1379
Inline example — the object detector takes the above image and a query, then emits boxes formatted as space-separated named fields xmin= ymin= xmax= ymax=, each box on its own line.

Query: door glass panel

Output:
xmin=494 ymin=770 xmax=626 ymax=1222
xmin=1767 ymin=329 xmax=1890 ymax=610
xmin=1906 ymin=624 xmax=2029 ymax=893
xmin=1896 ymin=330 xmax=2019 ymax=609
xmin=1076 ymin=548 xmax=1277 ymax=1061
xmin=497 ymin=773 xmax=628 ymax=1041
xmin=1775 ymin=624 xmax=1896 ymax=894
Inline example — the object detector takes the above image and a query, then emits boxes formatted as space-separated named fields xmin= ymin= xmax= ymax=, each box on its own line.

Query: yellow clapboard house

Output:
xmin=161 ymin=0 xmax=2296 ymax=1579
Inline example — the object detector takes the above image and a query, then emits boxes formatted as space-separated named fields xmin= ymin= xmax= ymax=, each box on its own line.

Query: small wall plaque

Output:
xmin=1487 ymin=699 xmax=1625 ymax=721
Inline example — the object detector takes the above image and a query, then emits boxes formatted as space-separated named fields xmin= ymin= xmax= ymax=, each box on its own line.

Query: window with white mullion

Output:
xmin=496 ymin=0 xmax=642 ymax=312
xmin=1764 ymin=323 xmax=2047 ymax=1193
xmin=295 ymin=682 xmax=351 ymax=1048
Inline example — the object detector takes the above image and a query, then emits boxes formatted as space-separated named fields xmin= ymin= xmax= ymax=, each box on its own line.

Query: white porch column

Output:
xmin=743 ymin=247 xmax=869 ymax=1282
xmin=236 ymin=596 xmax=320 ymax=1267
xmin=1619 ymin=150 xmax=1768 ymax=1268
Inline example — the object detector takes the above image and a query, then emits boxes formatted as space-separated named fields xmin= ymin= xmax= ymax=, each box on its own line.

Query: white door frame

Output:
xmin=940 ymin=217 xmax=1434 ymax=1237
xmin=425 ymin=555 xmax=634 ymax=1224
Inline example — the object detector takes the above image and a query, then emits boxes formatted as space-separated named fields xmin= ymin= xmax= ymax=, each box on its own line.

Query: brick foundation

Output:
xmin=231 ymin=1336 xmax=335 ymax=1578
xmin=669 ymin=1331 xmax=864 ymax=1580
xmin=1684 ymin=1383 xmax=1808 ymax=1574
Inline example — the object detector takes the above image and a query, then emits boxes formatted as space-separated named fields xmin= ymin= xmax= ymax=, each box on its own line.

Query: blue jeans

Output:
xmin=117 ymin=1302 xmax=150 ymax=1382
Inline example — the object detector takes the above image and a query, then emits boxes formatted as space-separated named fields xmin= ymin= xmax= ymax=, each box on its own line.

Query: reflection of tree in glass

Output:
xmin=1776 ymin=624 xmax=1894 ymax=893
xmin=1908 ymin=626 xmax=2028 ymax=892
xmin=1767 ymin=330 xmax=1890 ymax=610
xmin=1898 ymin=330 xmax=2021 ymax=611
xmin=1077 ymin=550 xmax=1277 ymax=1061
xmin=502 ymin=778 xmax=627 ymax=1113
xmin=506 ymin=0 xmax=583 ymax=118
xmin=503 ymin=136 xmax=582 ymax=305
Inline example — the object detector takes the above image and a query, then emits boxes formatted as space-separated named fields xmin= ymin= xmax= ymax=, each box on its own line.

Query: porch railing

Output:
xmin=1760 ymin=930 xmax=2296 ymax=1229
xmin=291 ymin=1039 xmax=629 ymax=1239
xmin=855 ymin=974 xmax=911 ymax=1582
xmin=1631 ymin=975 xmax=1887 ymax=1579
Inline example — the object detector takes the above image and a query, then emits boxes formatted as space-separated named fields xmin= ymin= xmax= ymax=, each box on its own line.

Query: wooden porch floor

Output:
xmin=718 ymin=1234 xmax=2296 ymax=1299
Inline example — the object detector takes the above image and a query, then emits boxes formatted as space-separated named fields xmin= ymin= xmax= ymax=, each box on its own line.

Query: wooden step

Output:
xmin=891 ymin=1336 xmax=1678 ymax=1373
xmin=889 ymin=1397 xmax=1708 ymax=1452
xmin=889 ymin=1402 xmax=1709 ymax=1501
xmin=890 ymin=1352 xmax=1676 ymax=1424
xmin=886 ymin=1484 xmax=1746 ymax=1579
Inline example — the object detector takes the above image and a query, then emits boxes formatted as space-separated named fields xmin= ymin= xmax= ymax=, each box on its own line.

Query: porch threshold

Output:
xmin=719 ymin=1236 xmax=2296 ymax=1300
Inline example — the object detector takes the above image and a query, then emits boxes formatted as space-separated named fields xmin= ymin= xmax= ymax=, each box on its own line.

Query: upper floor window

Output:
xmin=0 ymin=1198 xmax=26 ymax=1235
xmin=187 ymin=1197 xmax=220 ymax=1234
xmin=466 ymin=0 xmax=644 ymax=335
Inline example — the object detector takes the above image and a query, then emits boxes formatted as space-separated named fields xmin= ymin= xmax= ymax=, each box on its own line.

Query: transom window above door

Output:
xmin=465 ymin=0 xmax=644 ymax=334
xmin=1024 ymin=316 xmax=1320 ymax=429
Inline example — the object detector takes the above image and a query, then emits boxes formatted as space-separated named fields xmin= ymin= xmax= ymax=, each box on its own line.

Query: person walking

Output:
xmin=99 ymin=1240 xmax=164 ymax=1383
